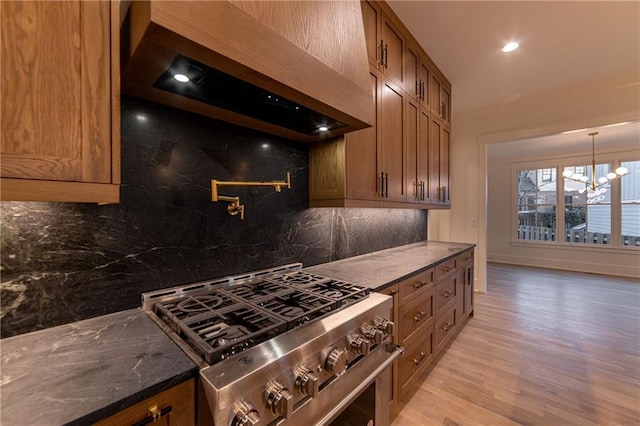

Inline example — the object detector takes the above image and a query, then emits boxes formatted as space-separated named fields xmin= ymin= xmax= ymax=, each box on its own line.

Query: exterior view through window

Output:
xmin=516 ymin=161 xmax=639 ymax=248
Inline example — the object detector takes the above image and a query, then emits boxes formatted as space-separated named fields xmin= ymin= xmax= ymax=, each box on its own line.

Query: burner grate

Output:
xmin=256 ymin=290 xmax=337 ymax=328
xmin=178 ymin=305 xmax=287 ymax=364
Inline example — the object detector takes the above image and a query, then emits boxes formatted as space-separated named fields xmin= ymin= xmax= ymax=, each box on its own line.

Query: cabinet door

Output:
xmin=345 ymin=68 xmax=381 ymax=201
xmin=405 ymin=97 xmax=419 ymax=203
xmin=464 ymin=263 xmax=474 ymax=317
xmin=430 ymin=73 xmax=442 ymax=118
xmin=417 ymin=107 xmax=430 ymax=203
xmin=418 ymin=60 xmax=430 ymax=107
xmin=379 ymin=78 xmax=405 ymax=202
xmin=361 ymin=1 xmax=381 ymax=68
xmin=381 ymin=14 xmax=403 ymax=86
xmin=442 ymin=84 xmax=452 ymax=125
xmin=95 ymin=379 xmax=195 ymax=426
xmin=405 ymin=44 xmax=420 ymax=100
xmin=378 ymin=285 xmax=399 ymax=410
xmin=441 ymin=125 xmax=451 ymax=204
xmin=429 ymin=118 xmax=441 ymax=203
xmin=1 ymin=1 xmax=111 ymax=184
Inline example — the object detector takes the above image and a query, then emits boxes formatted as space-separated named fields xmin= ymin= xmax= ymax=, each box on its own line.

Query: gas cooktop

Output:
xmin=143 ymin=265 xmax=369 ymax=364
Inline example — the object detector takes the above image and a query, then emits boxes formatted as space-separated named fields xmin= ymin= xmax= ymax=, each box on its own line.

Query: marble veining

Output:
xmin=0 ymin=309 xmax=196 ymax=426
xmin=0 ymin=96 xmax=427 ymax=338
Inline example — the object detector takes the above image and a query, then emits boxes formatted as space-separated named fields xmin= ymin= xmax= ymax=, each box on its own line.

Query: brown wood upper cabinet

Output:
xmin=0 ymin=0 xmax=120 ymax=203
xmin=309 ymin=67 xmax=406 ymax=206
xmin=310 ymin=0 xmax=451 ymax=210
xmin=362 ymin=1 xmax=405 ymax=88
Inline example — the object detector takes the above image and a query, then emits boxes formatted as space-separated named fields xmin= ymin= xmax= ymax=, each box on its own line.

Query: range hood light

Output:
xmin=174 ymin=73 xmax=190 ymax=83
xmin=502 ymin=41 xmax=519 ymax=53
xmin=318 ymin=126 xmax=329 ymax=132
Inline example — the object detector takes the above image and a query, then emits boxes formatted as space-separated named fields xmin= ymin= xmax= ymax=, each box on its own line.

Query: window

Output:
xmin=514 ymin=158 xmax=639 ymax=249
xmin=517 ymin=169 xmax=556 ymax=241
xmin=563 ymin=164 xmax=611 ymax=245
xmin=621 ymin=160 xmax=640 ymax=247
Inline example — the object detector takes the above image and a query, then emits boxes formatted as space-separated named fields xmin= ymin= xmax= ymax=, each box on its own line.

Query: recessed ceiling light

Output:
xmin=174 ymin=74 xmax=190 ymax=83
xmin=318 ymin=126 xmax=329 ymax=132
xmin=502 ymin=42 xmax=519 ymax=53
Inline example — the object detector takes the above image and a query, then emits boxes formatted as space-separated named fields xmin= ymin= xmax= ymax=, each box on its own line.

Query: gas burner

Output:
xmin=280 ymin=272 xmax=326 ymax=285
xmin=177 ymin=295 xmax=224 ymax=312
xmin=277 ymin=306 xmax=305 ymax=318
xmin=318 ymin=290 xmax=344 ymax=299
xmin=226 ymin=281 xmax=290 ymax=301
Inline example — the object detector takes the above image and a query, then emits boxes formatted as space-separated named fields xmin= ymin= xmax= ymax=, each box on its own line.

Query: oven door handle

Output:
xmin=315 ymin=344 xmax=404 ymax=425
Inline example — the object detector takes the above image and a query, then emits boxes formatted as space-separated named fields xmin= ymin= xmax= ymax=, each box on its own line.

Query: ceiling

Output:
xmin=387 ymin=1 xmax=640 ymax=115
xmin=386 ymin=1 xmax=640 ymax=152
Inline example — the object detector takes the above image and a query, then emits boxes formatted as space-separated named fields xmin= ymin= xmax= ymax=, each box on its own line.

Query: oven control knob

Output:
xmin=347 ymin=332 xmax=371 ymax=355
xmin=231 ymin=400 xmax=260 ymax=426
xmin=294 ymin=365 xmax=319 ymax=397
xmin=361 ymin=323 xmax=383 ymax=345
xmin=325 ymin=347 xmax=348 ymax=376
xmin=265 ymin=380 xmax=293 ymax=419
xmin=373 ymin=315 xmax=395 ymax=337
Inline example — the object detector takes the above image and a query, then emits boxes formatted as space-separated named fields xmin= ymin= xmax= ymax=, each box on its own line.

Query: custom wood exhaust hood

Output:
xmin=121 ymin=1 xmax=374 ymax=142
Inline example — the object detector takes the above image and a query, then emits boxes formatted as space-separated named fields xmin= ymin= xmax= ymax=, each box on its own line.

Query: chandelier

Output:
xmin=562 ymin=131 xmax=629 ymax=194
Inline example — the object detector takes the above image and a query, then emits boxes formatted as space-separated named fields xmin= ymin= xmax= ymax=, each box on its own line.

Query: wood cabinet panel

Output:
xmin=417 ymin=107 xmax=431 ymax=202
xmin=95 ymin=379 xmax=195 ymax=426
xmin=398 ymin=323 xmax=434 ymax=399
xmin=435 ymin=257 xmax=457 ymax=281
xmin=398 ymin=267 xmax=434 ymax=305
xmin=429 ymin=118 xmax=441 ymax=204
xmin=435 ymin=273 xmax=457 ymax=314
xmin=434 ymin=304 xmax=457 ymax=351
xmin=406 ymin=97 xmax=419 ymax=203
xmin=0 ymin=0 xmax=119 ymax=203
xmin=399 ymin=286 xmax=434 ymax=344
xmin=362 ymin=1 xmax=380 ymax=67
xmin=378 ymin=284 xmax=399 ymax=411
xmin=380 ymin=14 xmax=404 ymax=86
xmin=441 ymin=125 xmax=451 ymax=204
xmin=405 ymin=44 xmax=420 ymax=100
xmin=379 ymin=78 xmax=405 ymax=202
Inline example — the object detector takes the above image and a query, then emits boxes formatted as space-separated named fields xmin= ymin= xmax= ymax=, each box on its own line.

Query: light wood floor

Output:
xmin=391 ymin=263 xmax=640 ymax=426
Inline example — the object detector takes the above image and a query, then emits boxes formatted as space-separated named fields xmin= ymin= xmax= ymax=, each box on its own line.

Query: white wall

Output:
xmin=429 ymin=73 xmax=640 ymax=291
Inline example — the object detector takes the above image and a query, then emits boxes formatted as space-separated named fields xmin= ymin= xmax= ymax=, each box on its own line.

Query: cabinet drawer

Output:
xmin=398 ymin=323 xmax=434 ymax=397
xmin=435 ymin=274 xmax=457 ymax=314
xmin=458 ymin=249 xmax=474 ymax=266
xmin=399 ymin=285 xmax=434 ymax=343
xmin=398 ymin=267 xmax=434 ymax=305
xmin=435 ymin=257 xmax=457 ymax=280
xmin=435 ymin=305 xmax=457 ymax=350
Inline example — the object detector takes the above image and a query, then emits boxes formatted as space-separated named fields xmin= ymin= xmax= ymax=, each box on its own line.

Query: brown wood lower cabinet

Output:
xmin=382 ymin=248 xmax=475 ymax=406
xmin=95 ymin=379 xmax=195 ymax=426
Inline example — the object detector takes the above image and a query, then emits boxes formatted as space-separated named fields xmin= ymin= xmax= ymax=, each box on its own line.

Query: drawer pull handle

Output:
xmin=413 ymin=311 xmax=427 ymax=322
xmin=442 ymin=266 xmax=453 ymax=272
xmin=413 ymin=351 xmax=427 ymax=366
xmin=413 ymin=281 xmax=429 ymax=289
xmin=464 ymin=256 xmax=471 ymax=261
xmin=441 ymin=323 xmax=453 ymax=333
xmin=442 ymin=290 xmax=453 ymax=298
xmin=132 ymin=405 xmax=173 ymax=426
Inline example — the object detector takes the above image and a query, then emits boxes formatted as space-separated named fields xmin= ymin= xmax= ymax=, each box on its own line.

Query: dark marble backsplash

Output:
xmin=0 ymin=96 xmax=427 ymax=338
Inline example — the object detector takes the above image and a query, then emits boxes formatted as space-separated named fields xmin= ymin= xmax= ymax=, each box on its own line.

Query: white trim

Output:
xmin=489 ymin=255 xmax=640 ymax=278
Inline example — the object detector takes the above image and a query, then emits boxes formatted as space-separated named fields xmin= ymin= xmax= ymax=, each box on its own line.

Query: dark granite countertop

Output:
xmin=305 ymin=240 xmax=475 ymax=291
xmin=0 ymin=308 xmax=197 ymax=426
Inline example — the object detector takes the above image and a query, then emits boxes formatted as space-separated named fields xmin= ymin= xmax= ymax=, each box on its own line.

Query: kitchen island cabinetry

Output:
xmin=95 ymin=379 xmax=195 ymax=426
xmin=0 ymin=0 xmax=120 ymax=203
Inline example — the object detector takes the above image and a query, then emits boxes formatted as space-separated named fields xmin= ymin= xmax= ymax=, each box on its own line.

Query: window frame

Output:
xmin=510 ymin=152 xmax=639 ymax=251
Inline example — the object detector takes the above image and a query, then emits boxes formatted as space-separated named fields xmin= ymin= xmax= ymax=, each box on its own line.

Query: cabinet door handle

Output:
xmin=421 ymin=181 xmax=425 ymax=200
xmin=413 ymin=311 xmax=427 ymax=323
xmin=442 ymin=266 xmax=453 ymax=272
xmin=413 ymin=281 xmax=429 ymax=289
xmin=379 ymin=41 xmax=384 ymax=67
xmin=413 ymin=351 xmax=427 ymax=366
xmin=384 ymin=172 xmax=389 ymax=197
xmin=132 ymin=405 xmax=173 ymax=426
xmin=421 ymin=81 xmax=425 ymax=101
xmin=384 ymin=44 xmax=388 ymax=69
xmin=441 ymin=323 xmax=453 ymax=332
xmin=441 ymin=102 xmax=447 ymax=120
xmin=439 ymin=186 xmax=446 ymax=202
xmin=378 ymin=173 xmax=384 ymax=197
xmin=416 ymin=80 xmax=421 ymax=99
xmin=442 ymin=290 xmax=453 ymax=298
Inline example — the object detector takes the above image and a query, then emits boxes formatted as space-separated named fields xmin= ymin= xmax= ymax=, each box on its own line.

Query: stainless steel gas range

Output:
xmin=142 ymin=263 xmax=403 ymax=425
